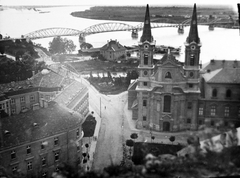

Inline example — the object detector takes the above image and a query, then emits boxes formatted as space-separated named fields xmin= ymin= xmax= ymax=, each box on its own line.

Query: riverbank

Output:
xmin=71 ymin=5 xmax=236 ymax=24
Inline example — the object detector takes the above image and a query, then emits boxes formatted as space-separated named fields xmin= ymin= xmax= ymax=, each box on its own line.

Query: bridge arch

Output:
xmin=24 ymin=27 xmax=81 ymax=40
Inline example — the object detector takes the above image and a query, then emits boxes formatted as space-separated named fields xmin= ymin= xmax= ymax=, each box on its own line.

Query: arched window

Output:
xmin=165 ymin=72 xmax=172 ymax=79
xmin=226 ymin=89 xmax=232 ymax=98
xmin=210 ymin=105 xmax=216 ymax=116
xmin=212 ymin=88 xmax=217 ymax=97
xmin=163 ymin=95 xmax=171 ymax=113
xmin=190 ymin=54 xmax=195 ymax=66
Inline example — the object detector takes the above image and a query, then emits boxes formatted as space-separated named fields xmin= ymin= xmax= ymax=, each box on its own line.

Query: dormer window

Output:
xmin=165 ymin=72 xmax=172 ymax=79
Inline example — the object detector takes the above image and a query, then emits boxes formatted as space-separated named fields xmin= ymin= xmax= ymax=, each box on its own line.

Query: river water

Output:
xmin=0 ymin=6 xmax=240 ymax=64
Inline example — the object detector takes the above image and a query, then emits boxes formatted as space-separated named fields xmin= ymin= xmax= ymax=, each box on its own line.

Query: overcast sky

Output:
xmin=0 ymin=0 xmax=239 ymax=7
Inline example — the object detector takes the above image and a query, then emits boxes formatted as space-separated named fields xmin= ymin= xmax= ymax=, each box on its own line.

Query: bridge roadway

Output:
xmin=0 ymin=18 xmax=238 ymax=42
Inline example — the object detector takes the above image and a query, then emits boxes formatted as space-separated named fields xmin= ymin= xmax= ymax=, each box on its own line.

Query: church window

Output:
xmin=210 ymin=105 xmax=216 ymax=116
xmin=187 ymin=102 xmax=192 ymax=109
xmin=144 ymin=54 xmax=148 ymax=65
xmin=189 ymin=84 xmax=193 ymax=88
xmin=163 ymin=95 xmax=171 ymax=113
xmin=187 ymin=118 xmax=191 ymax=124
xmin=190 ymin=54 xmax=195 ymax=66
xmin=189 ymin=72 xmax=194 ymax=78
xmin=143 ymin=116 xmax=147 ymax=121
xmin=143 ymin=100 xmax=147 ymax=107
xmin=143 ymin=82 xmax=147 ymax=86
xmin=199 ymin=107 xmax=203 ymax=116
xmin=212 ymin=88 xmax=217 ymax=98
xmin=224 ymin=106 xmax=229 ymax=117
xmin=226 ymin=89 xmax=232 ymax=98
xmin=165 ymin=72 xmax=172 ymax=79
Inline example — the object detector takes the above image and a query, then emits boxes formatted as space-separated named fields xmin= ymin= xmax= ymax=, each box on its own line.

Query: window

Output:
xmin=189 ymin=84 xmax=193 ymax=88
xmin=190 ymin=54 xmax=195 ymax=66
xmin=211 ymin=120 xmax=215 ymax=126
xmin=11 ymin=108 xmax=16 ymax=114
xmin=54 ymin=137 xmax=59 ymax=146
xmin=226 ymin=89 xmax=232 ymax=98
xmin=198 ymin=119 xmax=203 ymax=125
xmin=21 ymin=106 xmax=26 ymax=111
xmin=143 ymin=82 xmax=147 ymax=86
xmin=224 ymin=106 xmax=229 ymax=117
xmin=41 ymin=142 xmax=46 ymax=150
xmin=187 ymin=118 xmax=191 ymax=124
xmin=143 ymin=70 xmax=148 ymax=76
xmin=54 ymin=151 xmax=60 ymax=162
xmin=144 ymin=54 xmax=148 ymax=65
xmin=163 ymin=95 xmax=171 ymax=113
xmin=187 ymin=102 xmax=192 ymax=109
xmin=12 ymin=166 xmax=18 ymax=174
xmin=30 ymin=95 xmax=35 ymax=102
xmin=11 ymin=150 xmax=16 ymax=159
xmin=212 ymin=89 xmax=217 ymax=98
xmin=165 ymin=72 xmax=172 ymax=79
xmin=42 ymin=157 xmax=46 ymax=166
xmin=20 ymin=96 xmax=25 ymax=103
xmin=11 ymin=98 xmax=15 ymax=104
xmin=143 ymin=100 xmax=147 ymax=107
xmin=210 ymin=106 xmax=216 ymax=116
xmin=76 ymin=128 xmax=80 ymax=138
xmin=27 ymin=161 xmax=32 ymax=171
xmin=26 ymin=145 xmax=31 ymax=154
xmin=143 ymin=116 xmax=147 ymax=121
xmin=42 ymin=172 xmax=47 ymax=178
xmin=199 ymin=107 xmax=203 ymax=116
xmin=189 ymin=72 xmax=194 ymax=78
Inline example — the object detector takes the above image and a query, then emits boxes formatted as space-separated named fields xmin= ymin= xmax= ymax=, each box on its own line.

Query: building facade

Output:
xmin=0 ymin=101 xmax=84 ymax=178
xmin=100 ymin=40 xmax=126 ymax=61
xmin=128 ymin=4 xmax=240 ymax=132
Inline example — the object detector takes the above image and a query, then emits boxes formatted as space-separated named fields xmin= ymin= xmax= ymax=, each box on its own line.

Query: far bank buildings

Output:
xmin=128 ymin=4 xmax=240 ymax=132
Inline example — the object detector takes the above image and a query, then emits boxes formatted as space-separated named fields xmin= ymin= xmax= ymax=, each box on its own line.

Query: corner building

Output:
xmin=128 ymin=4 xmax=201 ymax=132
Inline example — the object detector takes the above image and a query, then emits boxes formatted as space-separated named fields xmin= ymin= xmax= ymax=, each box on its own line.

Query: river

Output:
xmin=0 ymin=5 xmax=240 ymax=64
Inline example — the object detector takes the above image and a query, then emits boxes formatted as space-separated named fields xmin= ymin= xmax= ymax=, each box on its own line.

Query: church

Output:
xmin=128 ymin=4 xmax=240 ymax=132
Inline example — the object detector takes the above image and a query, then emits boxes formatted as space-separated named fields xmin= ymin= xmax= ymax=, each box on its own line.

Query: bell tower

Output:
xmin=184 ymin=3 xmax=201 ymax=82
xmin=138 ymin=4 xmax=155 ymax=89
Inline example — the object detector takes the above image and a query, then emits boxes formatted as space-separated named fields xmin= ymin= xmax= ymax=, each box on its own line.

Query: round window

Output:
xmin=144 ymin=44 xmax=149 ymax=49
xmin=189 ymin=72 xmax=194 ymax=78
xmin=191 ymin=45 xmax=196 ymax=50
xmin=143 ymin=71 xmax=148 ymax=76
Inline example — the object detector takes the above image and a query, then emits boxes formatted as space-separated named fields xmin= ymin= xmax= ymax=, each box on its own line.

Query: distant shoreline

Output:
xmin=70 ymin=5 xmax=236 ymax=24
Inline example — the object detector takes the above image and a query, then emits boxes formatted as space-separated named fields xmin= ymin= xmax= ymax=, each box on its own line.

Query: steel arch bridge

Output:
xmin=19 ymin=19 xmax=239 ymax=41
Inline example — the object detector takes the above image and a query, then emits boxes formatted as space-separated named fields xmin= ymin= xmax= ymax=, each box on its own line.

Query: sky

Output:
xmin=0 ymin=0 xmax=239 ymax=7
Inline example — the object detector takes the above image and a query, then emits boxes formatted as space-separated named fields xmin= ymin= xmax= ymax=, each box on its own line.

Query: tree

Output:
xmin=49 ymin=36 xmax=76 ymax=54
xmin=169 ymin=136 xmax=175 ymax=145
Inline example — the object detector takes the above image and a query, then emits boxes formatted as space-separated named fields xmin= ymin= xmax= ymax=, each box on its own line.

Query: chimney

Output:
xmin=210 ymin=59 xmax=215 ymax=64
xmin=222 ymin=60 xmax=225 ymax=68
xmin=233 ymin=60 xmax=238 ymax=68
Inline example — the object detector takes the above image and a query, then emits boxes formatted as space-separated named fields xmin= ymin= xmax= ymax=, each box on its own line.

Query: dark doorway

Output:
xmin=163 ymin=121 xmax=170 ymax=131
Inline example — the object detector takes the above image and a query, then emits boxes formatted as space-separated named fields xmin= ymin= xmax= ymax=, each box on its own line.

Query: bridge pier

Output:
xmin=178 ymin=25 xmax=184 ymax=34
xmin=208 ymin=24 xmax=214 ymax=31
xmin=131 ymin=29 xmax=138 ymax=39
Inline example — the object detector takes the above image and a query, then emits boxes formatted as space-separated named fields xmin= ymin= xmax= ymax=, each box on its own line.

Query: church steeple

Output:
xmin=186 ymin=3 xmax=200 ymax=44
xmin=140 ymin=4 xmax=153 ymax=43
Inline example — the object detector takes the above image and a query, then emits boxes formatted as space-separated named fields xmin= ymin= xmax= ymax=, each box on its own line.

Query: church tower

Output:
xmin=136 ymin=4 xmax=156 ymax=129
xmin=184 ymin=3 xmax=201 ymax=82
xmin=183 ymin=3 xmax=201 ymax=130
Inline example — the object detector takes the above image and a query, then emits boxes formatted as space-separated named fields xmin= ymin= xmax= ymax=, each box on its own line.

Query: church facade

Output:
xmin=128 ymin=4 xmax=239 ymax=132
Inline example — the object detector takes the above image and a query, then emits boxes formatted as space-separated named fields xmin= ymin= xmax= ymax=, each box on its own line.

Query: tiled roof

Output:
xmin=207 ymin=68 xmax=240 ymax=84
xmin=202 ymin=60 xmax=240 ymax=72
xmin=101 ymin=40 xmax=126 ymax=51
xmin=201 ymin=68 xmax=222 ymax=82
xmin=158 ymin=51 xmax=182 ymax=66
xmin=0 ymin=101 xmax=84 ymax=149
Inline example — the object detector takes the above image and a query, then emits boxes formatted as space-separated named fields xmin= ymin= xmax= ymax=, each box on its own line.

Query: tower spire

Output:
xmin=140 ymin=4 xmax=153 ymax=43
xmin=186 ymin=4 xmax=200 ymax=44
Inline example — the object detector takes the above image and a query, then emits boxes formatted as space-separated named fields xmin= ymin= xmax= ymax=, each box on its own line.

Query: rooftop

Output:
xmin=202 ymin=60 xmax=240 ymax=72
xmin=101 ymin=40 xmax=126 ymax=52
xmin=0 ymin=101 xmax=84 ymax=149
